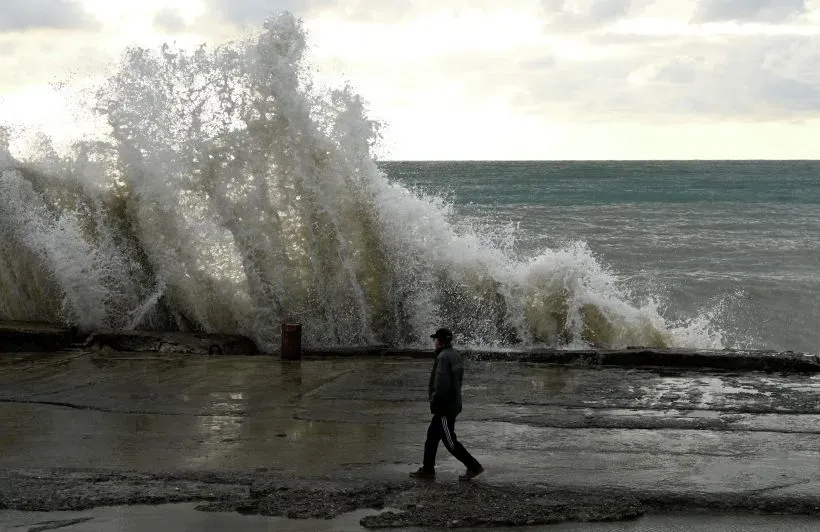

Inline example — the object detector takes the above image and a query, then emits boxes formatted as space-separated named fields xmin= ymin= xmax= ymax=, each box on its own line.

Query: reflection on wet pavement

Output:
xmin=3 ymin=354 xmax=820 ymax=493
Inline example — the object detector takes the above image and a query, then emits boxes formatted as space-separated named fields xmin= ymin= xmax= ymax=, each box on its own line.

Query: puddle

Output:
xmin=0 ymin=503 xmax=383 ymax=531
xmin=390 ymin=513 xmax=820 ymax=531
xmin=4 ymin=502 xmax=820 ymax=532
xmin=538 ymin=513 xmax=820 ymax=531
xmin=603 ymin=408 xmax=721 ymax=420
xmin=638 ymin=376 xmax=763 ymax=410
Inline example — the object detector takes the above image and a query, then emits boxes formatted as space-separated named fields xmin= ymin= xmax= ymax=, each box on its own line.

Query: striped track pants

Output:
xmin=423 ymin=414 xmax=482 ymax=472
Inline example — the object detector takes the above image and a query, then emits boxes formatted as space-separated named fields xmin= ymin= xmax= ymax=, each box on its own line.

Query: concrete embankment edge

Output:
xmin=2 ymin=321 xmax=817 ymax=373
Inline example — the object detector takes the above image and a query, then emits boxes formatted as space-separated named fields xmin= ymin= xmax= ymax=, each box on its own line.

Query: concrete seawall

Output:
xmin=2 ymin=321 xmax=817 ymax=373
xmin=306 ymin=346 xmax=820 ymax=373
xmin=0 ymin=322 xmax=73 ymax=352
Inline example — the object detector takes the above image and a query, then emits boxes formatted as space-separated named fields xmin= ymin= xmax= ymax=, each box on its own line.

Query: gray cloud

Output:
xmin=197 ymin=1 xmax=820 ymax=123
xmin=541 ymin=0 xmax=633 ymax=30
xmin=586 ymin=32 xmax=691 ymax=47
xmin=0 ymin=0 xmax=94 ymax=32
xmin=440 ymin=34 xmax=820 ymax=122
xmin=333 ymin=0 xmax=415 ymax=22
xmin=758 ymin=76 xmax=820 ymax=112
xmin=205 ymin=0 xmax=335 ymax=24
xmin=655 ymin=37 xmax=820 ymax=116
xmin=204 ymin=0 xmax=417 ymax=24
xmin=652 ymin=57 xmax=699 ymax=84
xmin=155 ymin=8 xmax=187 ymax=33
xmin=692 ymin=0 xmax=808 ymax=22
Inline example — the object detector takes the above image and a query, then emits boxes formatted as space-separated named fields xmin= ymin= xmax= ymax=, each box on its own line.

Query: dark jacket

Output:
xmin=428 ymin=346 xmax=464 ymax=417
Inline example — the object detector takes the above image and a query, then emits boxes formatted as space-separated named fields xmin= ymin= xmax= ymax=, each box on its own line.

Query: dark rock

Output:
xmin=359 ymin=483 xmax=644 ymax=529
xmin=0 ymin=322 xmax=72 ymax=353
xmin=4 ymin=469 xmax=820 ymax=525
xmin=85 ymin=330 xmax=258 ymax=356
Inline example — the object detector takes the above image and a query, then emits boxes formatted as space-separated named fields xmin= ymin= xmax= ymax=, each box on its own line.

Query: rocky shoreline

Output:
xmin=4 ymin=469 xmax=820 ymax=529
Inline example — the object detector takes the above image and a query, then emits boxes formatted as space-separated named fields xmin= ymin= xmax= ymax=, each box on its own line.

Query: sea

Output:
xmin=0 ymin=14 xmax=817 ymax=354
xmin=380 ymin=161 xmax=820 ymax=355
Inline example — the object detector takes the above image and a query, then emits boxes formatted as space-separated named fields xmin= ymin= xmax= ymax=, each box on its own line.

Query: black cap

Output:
xmin=430 ymin=328 xmax=453 ymax=341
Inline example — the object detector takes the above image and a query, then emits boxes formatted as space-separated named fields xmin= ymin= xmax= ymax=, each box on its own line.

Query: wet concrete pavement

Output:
xmin=3 ymin=352 xmax=820 ymax=528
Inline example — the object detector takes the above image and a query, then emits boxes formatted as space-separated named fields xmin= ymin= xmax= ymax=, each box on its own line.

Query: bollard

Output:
xmin=281 ymin=323 xmax=302 ymax=360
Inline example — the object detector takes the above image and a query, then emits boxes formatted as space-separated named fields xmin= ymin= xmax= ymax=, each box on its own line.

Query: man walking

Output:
xmin=410 ymin=328 xmax=484 ymax=481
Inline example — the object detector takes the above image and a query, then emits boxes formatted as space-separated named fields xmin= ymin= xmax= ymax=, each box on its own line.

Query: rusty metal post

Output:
xmin=281 ymin=323 xmax=302 ymax=360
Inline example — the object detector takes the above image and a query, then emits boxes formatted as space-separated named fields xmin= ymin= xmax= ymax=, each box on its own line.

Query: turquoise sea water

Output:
xmin=381 ymin=161 xmax=820 ymax=354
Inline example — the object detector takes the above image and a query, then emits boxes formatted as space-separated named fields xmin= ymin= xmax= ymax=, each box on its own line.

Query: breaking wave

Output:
xmin=0 ymin=13 xmax=726 ymax=351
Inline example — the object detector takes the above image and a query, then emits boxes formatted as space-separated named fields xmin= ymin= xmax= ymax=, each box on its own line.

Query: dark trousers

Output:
xmin=423 ymin=414 xmax=482 ymax=471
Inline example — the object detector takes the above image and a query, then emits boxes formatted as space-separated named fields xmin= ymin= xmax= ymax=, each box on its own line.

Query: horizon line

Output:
xmin=376 ymin=158 xmax=820 ymax=163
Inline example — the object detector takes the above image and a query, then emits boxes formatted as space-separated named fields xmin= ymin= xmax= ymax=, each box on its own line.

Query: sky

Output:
xmin=0 ymin=0 xmax=819 ymax=160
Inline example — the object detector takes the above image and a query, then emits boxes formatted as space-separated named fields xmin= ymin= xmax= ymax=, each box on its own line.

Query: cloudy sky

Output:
xmin=0 ymin=0 xmax=819 ymax=159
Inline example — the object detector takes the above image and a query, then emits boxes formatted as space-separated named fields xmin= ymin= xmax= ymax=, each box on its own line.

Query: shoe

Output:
xmin=409 ymin=467 xmax=435 ymax=479
xmin=459 ymin=466 xmax=485 ymax=481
